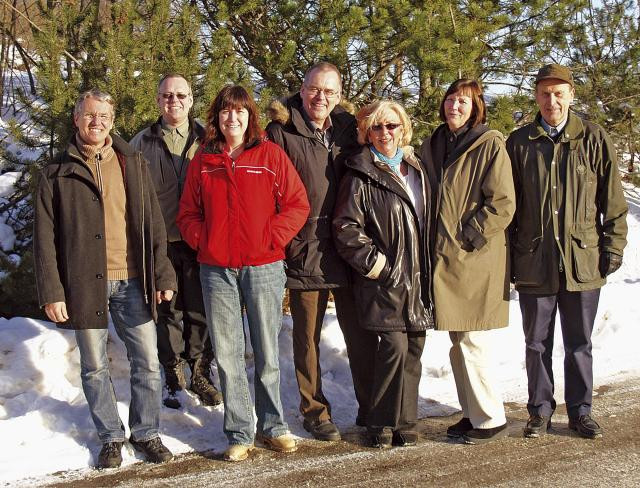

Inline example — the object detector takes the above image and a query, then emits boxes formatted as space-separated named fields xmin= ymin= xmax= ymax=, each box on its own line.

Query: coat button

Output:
xmin=96 ymin=273 xmax=103 ymax=279
xmin=96 ymin=311 xmax=104 ymax=316
xmin=95 ymin=234 xmax=102 ymax=239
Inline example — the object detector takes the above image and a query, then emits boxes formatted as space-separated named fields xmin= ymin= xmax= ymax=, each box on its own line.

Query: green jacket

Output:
xmin=506 ymin=112 xmax=628 ymax=294
xmin=421 ymin=129 xmax=515 ymax=331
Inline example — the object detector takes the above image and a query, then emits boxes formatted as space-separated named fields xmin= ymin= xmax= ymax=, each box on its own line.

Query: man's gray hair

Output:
xmin=303 ymin=61 xmax=342 ymax=88
xmin=73 ymin=89 xmax=115 ymax=117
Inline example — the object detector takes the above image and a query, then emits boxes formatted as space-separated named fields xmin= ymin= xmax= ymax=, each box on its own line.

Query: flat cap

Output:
xmin=535 ymin=64 xmax=574 ymax=87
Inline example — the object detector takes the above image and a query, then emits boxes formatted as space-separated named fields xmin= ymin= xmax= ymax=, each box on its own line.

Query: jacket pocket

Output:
xmin=513 ymin=236 xmax=544 ymax=286
xmin=571 ymin=228 xmax=600 ymax=283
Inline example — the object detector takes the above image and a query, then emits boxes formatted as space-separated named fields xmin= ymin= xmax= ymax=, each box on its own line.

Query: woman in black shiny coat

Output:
xmin=333 ymin=100 xmax=433 ymax=448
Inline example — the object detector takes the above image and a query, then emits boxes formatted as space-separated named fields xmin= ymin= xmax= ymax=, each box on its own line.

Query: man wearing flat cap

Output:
xmin=506 ymin=64 xmax=628 ymax=439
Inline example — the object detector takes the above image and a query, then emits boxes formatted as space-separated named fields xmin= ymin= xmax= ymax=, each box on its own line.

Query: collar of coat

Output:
xmin=422 ymin=128 xmax=505 ymax=168
xmin=528 ymin=111 xmax=584 ymax=142
xmin=431 ymin=122 xmax=490 ymax=167
xmin=148 ymin=116 xmax=205 ymax=141
xmin=266 ymin=92 xmax=355 ymax=140
xmin=66 ymin=132 xmax=134 ymax=160
xmin=197 ymin=137 xmax=262 ymax=156
xmin=54 ymin=132 xmax=134 ymax=179
xmin=345 ymin=144 xmax=421 ymax=196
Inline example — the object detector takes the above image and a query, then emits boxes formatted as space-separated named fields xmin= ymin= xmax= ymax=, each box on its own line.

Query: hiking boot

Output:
xmin=256 ymin=433 xmax=298 ymax=453
xmin=97 ymin=441 xmax=123 ymax=469
xmin=447 ymin=417 xmax=473 ymax=438
xmin=368 ymin=428 xmax=393 ymax=449
xmin=392 ymin=430 xmax=418 ymax=447
xmin=303 ymin=419 xmax=341 ymax=441
xmin=163 ymin=361 xmax=187 ymax=409
xmin=462 ymin=423 xmax=508 ymax=445
xmin=223 ymin=444 xmax=254 ymax=462
xmin=569 ymin=414 xmax=603 ymax=439
xmin=524 ymin=414 xmax=551 ymax=438
xmin=130 ymin=437 xmax=173 ymax=463
xmin=189 ymin=357 xmax=223 ymax=406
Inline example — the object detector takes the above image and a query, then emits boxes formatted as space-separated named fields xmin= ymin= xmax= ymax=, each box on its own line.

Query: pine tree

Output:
xmin=0 ymin=0 xmax=239 ymax=317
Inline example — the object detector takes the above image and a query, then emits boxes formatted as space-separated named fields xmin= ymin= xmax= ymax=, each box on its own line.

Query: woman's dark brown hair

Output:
xmin=204 ymin=85 xmax=264 ymax=147
xmin=439 ymin=79 xmax=487 ymax=127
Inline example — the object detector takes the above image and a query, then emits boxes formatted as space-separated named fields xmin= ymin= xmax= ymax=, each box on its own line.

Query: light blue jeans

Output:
xmin=75 ymin=278 xmax=162 ymax=443
xmin=200 ymin=261 xmax=289 ymax=445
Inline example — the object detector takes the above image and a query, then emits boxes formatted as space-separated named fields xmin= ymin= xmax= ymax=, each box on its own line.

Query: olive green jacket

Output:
xmin=421 ymin=129 xmax=515 ymax=331
xmin=506 ymin=112 xmax=628 ymax=294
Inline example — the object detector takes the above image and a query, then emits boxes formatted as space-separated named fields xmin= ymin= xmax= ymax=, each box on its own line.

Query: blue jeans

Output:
xmin=75 ymin=278 xmax=162 ymax=443
xmin=200 ymin=261 xmax=288 ymax=445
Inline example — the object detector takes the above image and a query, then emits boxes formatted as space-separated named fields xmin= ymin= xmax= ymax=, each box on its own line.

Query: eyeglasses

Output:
xmin=304 ymin=86 xmax=340 ymax=99
xmin=81 ymin=113 xmax=112 ymax=122
xmin=160 ymin=92 xmax=190 ymax=100
xmin=370 ymin=123 xmax=402 ymax=132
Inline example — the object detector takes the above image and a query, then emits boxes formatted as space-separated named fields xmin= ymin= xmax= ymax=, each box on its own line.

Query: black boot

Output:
xmin=163 ymin=360 xmax=187 ymax=409
xmin=189 ymin=357 xmax=223 ymax=406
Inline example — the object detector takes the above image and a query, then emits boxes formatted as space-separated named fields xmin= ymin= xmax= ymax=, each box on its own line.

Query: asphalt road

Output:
xmin=42 ymin=377 xmax=640 ymax=488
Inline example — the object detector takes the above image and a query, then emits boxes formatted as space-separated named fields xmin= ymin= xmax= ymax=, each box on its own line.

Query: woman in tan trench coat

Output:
xmin=420 ymin=79 xmax=515 ymax=444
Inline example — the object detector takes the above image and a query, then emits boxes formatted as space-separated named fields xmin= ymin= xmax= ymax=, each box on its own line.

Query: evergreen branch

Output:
xmin=0 ymin=0 xmax=81 ymax=64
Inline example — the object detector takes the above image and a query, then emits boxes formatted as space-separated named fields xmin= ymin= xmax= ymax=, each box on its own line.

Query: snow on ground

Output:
xmin=0 ymin=179 xmax=639 ymax=485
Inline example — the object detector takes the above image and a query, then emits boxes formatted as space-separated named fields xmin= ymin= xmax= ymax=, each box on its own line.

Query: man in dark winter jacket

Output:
xmin=130 ymin=74 xmax=222 ymax=409
xmin=34 ymin=89 xmax=177 ymax=469
xmin=266 ymin=62 xmax=377 ymax=441
xmin=507 ymin=64 xmax=628 ymax=440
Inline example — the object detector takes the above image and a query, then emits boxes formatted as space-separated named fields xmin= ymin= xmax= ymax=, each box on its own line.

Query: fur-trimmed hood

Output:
xmin=266 ymin=93 xmax=356 ymax=126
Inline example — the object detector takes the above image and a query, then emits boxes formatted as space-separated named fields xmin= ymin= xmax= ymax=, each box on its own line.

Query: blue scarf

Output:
xmin=370 ymin=145 xmax=404 ymax=176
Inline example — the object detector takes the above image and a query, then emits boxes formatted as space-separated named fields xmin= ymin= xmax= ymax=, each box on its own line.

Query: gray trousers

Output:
xmin=519 ymin=285 xmax=600 ymax=418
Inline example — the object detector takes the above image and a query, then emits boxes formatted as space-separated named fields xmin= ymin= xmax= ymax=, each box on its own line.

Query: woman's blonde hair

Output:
xmin=356 ymin=100 xmax=412 ymax=146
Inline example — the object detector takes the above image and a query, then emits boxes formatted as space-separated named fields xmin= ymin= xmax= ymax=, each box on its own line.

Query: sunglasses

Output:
xmin=160 ymin=92 xmax=190 ymax=100
xmin=371 ymin=123 xmax=402 ymax=132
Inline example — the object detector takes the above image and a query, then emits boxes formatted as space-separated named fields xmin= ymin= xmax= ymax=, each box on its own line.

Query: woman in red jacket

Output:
xmin=177 ymin=85 xmax=310 ymax=462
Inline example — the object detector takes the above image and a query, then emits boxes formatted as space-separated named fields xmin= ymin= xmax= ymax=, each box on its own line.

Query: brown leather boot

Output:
xmin=162 ymin=360 xmax=187 ymax=409
xmin=189 ymin=357 xmax=223 ymax=406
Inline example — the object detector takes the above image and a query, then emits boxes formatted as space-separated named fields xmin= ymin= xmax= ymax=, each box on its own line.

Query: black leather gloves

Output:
xmin=599 ymin=251 xmax=623 ymax=277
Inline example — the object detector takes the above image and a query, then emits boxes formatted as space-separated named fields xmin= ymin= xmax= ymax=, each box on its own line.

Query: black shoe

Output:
xmin=392 ymin=430 xmax=418 ymax=447
xmin=524 ymin=414 xmax=551 ymax=438
xmin=303 ymin=419 xmax=341 ymax=441
xmin=462 ymin=423 xmax=508 ymax=445
xmin=369 ymin=428 xmax=393 ymax=449
xmin=97 ymin=441 xmax=123 ymax=469
xmin=569 ymin=414 xmax=603 ymax=439
xmin=447 ymin=417 xmax=473 ymax=438
xmin=130 ymin=437 xmax=173 ymax=463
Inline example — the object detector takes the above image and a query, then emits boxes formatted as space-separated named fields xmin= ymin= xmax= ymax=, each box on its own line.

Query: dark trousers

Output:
xmin=289 ymin=287 xmax=377 ymax=423
xmin=519 ymin=285 xmax=600 ymax=418
xmin=157 ymin=241 xmax=213 ymax=368
xmin=368 ymin=331 xmax=426 ymax=432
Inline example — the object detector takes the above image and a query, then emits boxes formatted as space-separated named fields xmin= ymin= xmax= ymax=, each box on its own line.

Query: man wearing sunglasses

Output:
xmin=266 ymin=62 xmax=377 ymax=442
xmin=131 ymin=74 xmax=222 ymax=410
